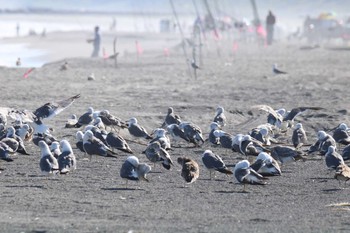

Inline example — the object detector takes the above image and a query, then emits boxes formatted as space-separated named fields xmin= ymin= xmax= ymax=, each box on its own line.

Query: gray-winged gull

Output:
xmin=213 ymin=130 xmax=233 ymax=149
xmin=250 ymin=152 xmax=281 ymax=176
xmin=213 ymin=106 xmax=226 ymax=128
xmin=39 ymin=140 xmax=59 ymax=175
xmin=74 ymin=107 xmax=95 ymax=128
xmin=149 ymin=128 xmax=171 ymax=150
xmin=208 ymin=122 xmax=220 ymax=146
xmin=325 ymin=146 xmax=344 ymax=170
xmin=65 ymin=114 xmax=78 ymax=128
xmin=178 ymin=122 xmax=204 ymax=147
xmin=120 ymin=155 xmax=152 ymax=189
xmin=201 ymin=149 xmax=232 ymax=179
xmin=292 ymin=123 xmax=307 ymax=149
xmin=177 ymin=157 xmax=199 ymax=184
xmin=308 ymin=131 xmax=336 ymax=155
xmin=166 ymin=123 xmax=190 ymax=145
xmin=143 ymin=141 xmax=173 ymax=170
xmin=50 ymin=141 xmax=61 ymax=159
xmin=106 ymin=132 xmax=133 ymax=154
xmin=332 ymin=123 xmax=350 ymax=145
xmin=75 ymin=131 xmax=85 ymax=153
xmin=58 ymin=140 xmax=77 ymax=174
xmin=272 ymin=64 xmax=287 ymax=74
xmin=271 ymin=145 xmax=305 ymax=164
xmin=234 ymin=160 xmax=267 ymax=192
xmin=98 ymin=110 xmax=127 ymax=131
xmin=3 ymin=126 xmax=29 ymax=155
xmin=127 ymin=117 xmax=152 ymax=140
xmin=83 ymin=130 xmax=117 ymax=160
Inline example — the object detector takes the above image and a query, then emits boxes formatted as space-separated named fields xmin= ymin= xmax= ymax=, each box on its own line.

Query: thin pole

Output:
xmin=202 ymin=0 xmax=221 ymax=57
xmin=192 ymin=0 xmax=204 ymax=66
xmin=113 ymin=37 xmax=117 ymax=68
xmin=169 ymin=0 xmax=193 ymax=79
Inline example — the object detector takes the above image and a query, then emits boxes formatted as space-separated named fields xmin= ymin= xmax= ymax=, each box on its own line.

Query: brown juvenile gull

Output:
xmin=334 ymin=164 xmax=350 ymax=186
xmin=177 ymin=157 xmax=199 ymax=184
xmin=201 ymin=150 xmax=232 ymax=180
xmin=39 ymin=140 xmax=59 ymax=175
xmin=58 ymin=140 xmax=77 ymax=174
xmin=213 ymin=106 xmax=226 ymax=128
xmin=292 ymin=123 xmax=307 ymax=149
xmin=234 ymin=160 xmax=267 ymax=192
xmin=161 ymin=107 xmax=181 ymax=128
xmin=98 ymin=110 xmax=127 ymax=131
xmin=127 ymin=117 xmax=152 ymax=140
xmin=120 ymin=155 xmax=152 ymax=189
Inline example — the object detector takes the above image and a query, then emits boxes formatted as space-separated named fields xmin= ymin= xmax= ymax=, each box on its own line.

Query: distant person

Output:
xmin=266 ymin=10 xmax=276 ymax=45
xmin=87 ymin=26 xmax=101 ymax=58
xmin=16 ymin=23 xmax=20 ymax=37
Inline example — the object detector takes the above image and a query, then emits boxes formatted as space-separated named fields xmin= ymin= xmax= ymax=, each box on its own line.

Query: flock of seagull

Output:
xmin=1 ymin=94 xmax=350 ymax=191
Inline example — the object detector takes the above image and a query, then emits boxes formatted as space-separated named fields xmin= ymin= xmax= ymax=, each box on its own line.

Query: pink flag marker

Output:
xmin=102 ymin=48 xmax=109 ymax=60
xmin=23 ymin=67 xmax=35 ymax=79
xmin=135 ymin=40 xmax=143 ymax=55
xmin=163 ymin=47 xmax=170 ymax=57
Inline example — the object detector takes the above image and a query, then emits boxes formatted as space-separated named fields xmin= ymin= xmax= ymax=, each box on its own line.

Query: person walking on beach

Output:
xmin=87 ymin=26 xmax=101 ymax=57
xmin=266 ymin=10 xmax=276 ymax=45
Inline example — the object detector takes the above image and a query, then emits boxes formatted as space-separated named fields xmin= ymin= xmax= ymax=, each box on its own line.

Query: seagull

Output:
xmin=33 ymin=132 xmax=57 ymax=147
xmin=65 ymin=114 xmax=78 ymax=128
xmin=208 ymin=122 xmax=220 ymax=146
xmin=213 ymin=130 xmax=233 ymax=149
xmin=0 ymin=141 xmax=14 ymax=162
xmin=127 ymin=117 xmax=152 ymax=140
xmin=271 ymin=146 xmax=306 ymax=164
xmin=239 ymin=135 xmax=267 ymax=156
xmin=60 ymin=60 xmax=68 ymax=71
xmin=98 ymin=110 xmax=127 ymax=131
xmin=161 ymin=107 xmax=182 ymax=128
xmin=232 ymin=134 xmax=244 ymax=153
xmin=308 ymin=131 xmax=336 ymax=155
xmin=292 ymin=123 xmax=307 ymax=149
xmin=143 ymin=141 xmax=174 ymax=170
xmin=272 ymin=64 xmax=287 ymax=74
xmin=106 ymin=132 xmax=133 ymax=154
xmin=74 ymin=107 xmax=95 ymax=128
xmin=177 ymin=157 xmax=199 ymax=185
xmin=332 ymin=123 xmax=350 ymax=146
xmin=3 ymin=126 xmax=29 ymax=155
xmin=120 ymin=156 xmax=152 ymax=189
xmin=201 ymin=150 xmax=232 ymax=179
xmin=15 ymin=124 xmax=33 ymax=142
xmin=250 ymin=152 xmax=281 ymax=176
xmin=75 ymin=131 xmax=85 ymax=153
xmin=166 ymin=123 xmax=190 ymax=145
xmin=149 ymin=128 xmax=171 ymax=150
xmin=39 ymin=140 xmax=59 ymax=175
xmin=325 ymin=146 xmax=344 ymax=170
xmin=213 ymin=106 xmax=226 ymax=128
xmin=93 ymin=117 xmax=106 ymax=131
xmin=234 ymin=160 xmax=267 ymax=192
xmin=50 ymin=141 xmax=61 ymax=159
xmin=16 ymin=57 xmax=21 ymax=67
xmin=58 ymin=140 xmax=77 ymax=174
xmin=83 ymin=130 xmax=117 ymax=160
xmin=334 ymin=164 xmax=350 ymax=186
xmin=249 ymin=126 xmax=275 ymax=146
xmin=178 ymin=122 xmax=204 ymax=147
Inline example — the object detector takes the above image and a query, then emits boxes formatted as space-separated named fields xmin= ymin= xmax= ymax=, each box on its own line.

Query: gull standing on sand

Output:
xmin=58 ymin=140 xmax=77 ymax=174
xmin=234 ymin=160 xmax=267 ymax=192
xmin=166 ymin=124 xmax=190 ymax=145
xmin=149 ymin=128 xmax=171 ymax=150
xmin=120 ymin=156 xmax=152 ymax=189
xmin=177 ymin=157 xmax=199 ymax=184
xmin=98 ymin=110 xmax=127 ymax=131
xmin=292 ymin=123 xmax=307 ymax=149
xmin=50 ymin=141 xmax=61 ymax=159
xmin=208 ymin=122 xmax=220 ymax=145
xmin=213 ymin=130 xmax=233 ymax=149
xmin=201 ymin=150 xmax=232 ymax=179
xmin=178 ymin=122 xmax=204 ymax=147
xmin=127 ymin=117 xmax=152 ymax=140
xmin=143 ymin=141 xmax=173 ymax=170
xmin=74 ymin=107 xmax=95 ymax=128
xmin=39 ymin=141 xmax=59 ymax=175
xmin=213 ymin=106 xmax=226 ymax=128
xmin=75 ymin=131 xmax=85 ymax=153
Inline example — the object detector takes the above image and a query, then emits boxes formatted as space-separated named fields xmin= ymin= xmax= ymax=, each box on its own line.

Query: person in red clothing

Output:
xmin=266 ymin=10 xmax=276 ymax=45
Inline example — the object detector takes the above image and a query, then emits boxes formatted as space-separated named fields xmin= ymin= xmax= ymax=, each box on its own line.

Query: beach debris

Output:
xmin=88 ymin=73 xmax=95 ymax=81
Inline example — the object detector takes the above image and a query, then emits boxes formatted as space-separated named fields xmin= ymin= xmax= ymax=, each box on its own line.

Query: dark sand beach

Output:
xmin=0 ymin=30 xmax=350 ymax=233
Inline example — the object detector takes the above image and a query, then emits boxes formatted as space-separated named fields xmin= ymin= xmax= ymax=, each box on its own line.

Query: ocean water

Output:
xmin=0 ymin=13 xmax=194 ymax=67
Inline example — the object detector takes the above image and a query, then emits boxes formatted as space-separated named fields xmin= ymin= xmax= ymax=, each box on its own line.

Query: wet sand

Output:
xmin=1 ymin=33 xmax=350 ymax=233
